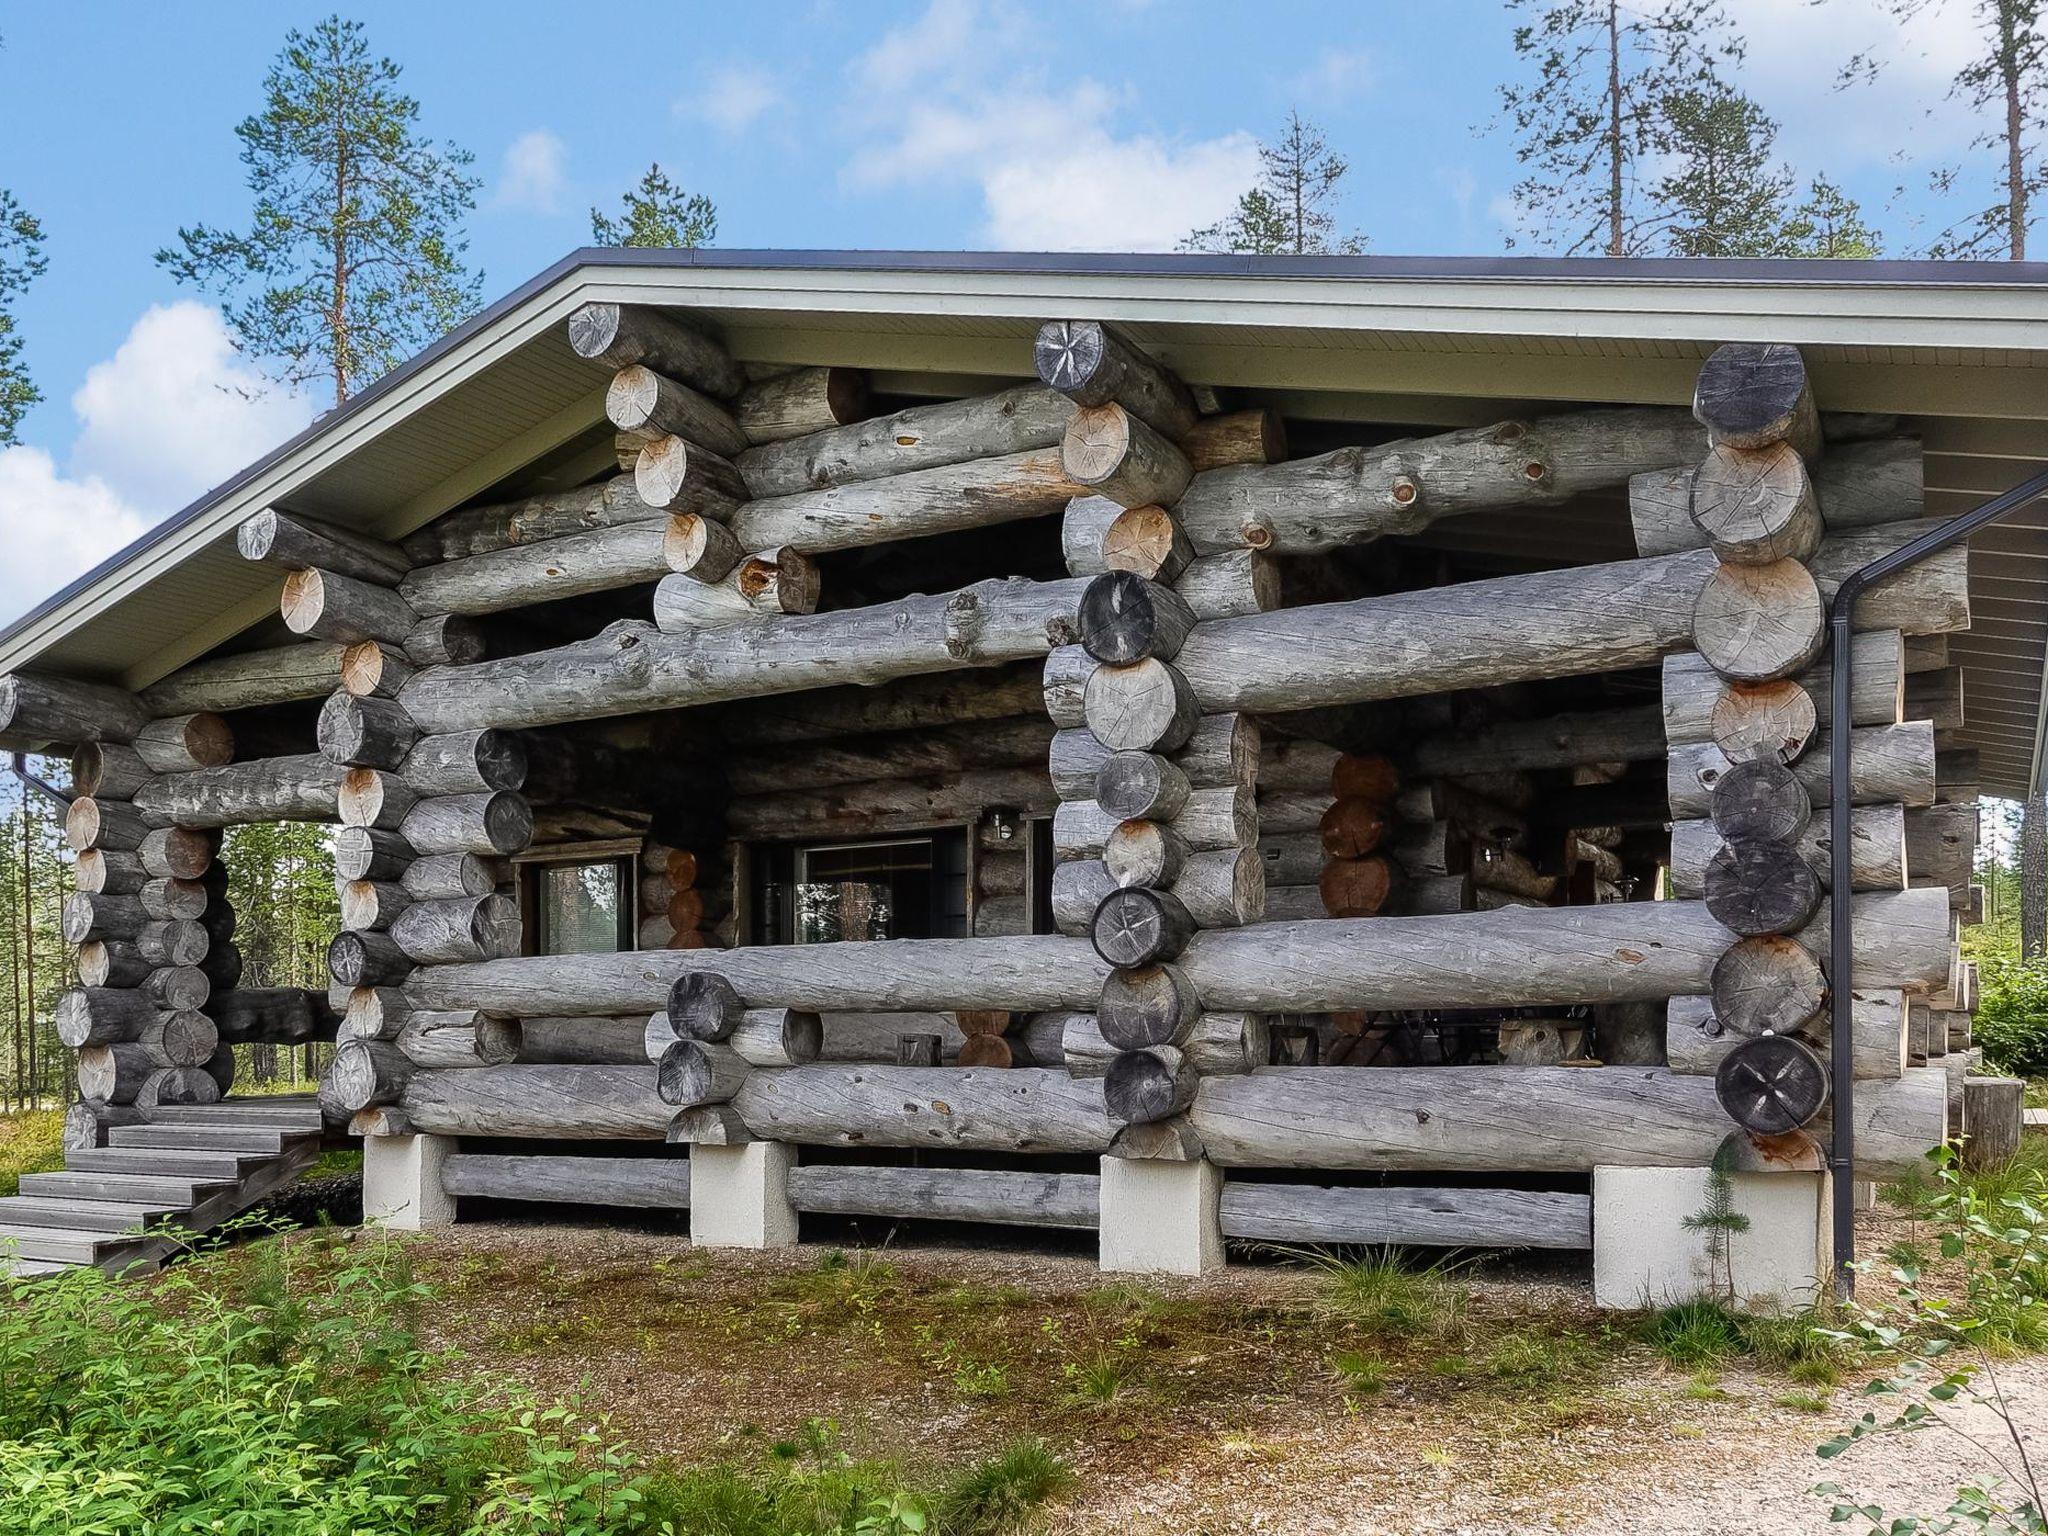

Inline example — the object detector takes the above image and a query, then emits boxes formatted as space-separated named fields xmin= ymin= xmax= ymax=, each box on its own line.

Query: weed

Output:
xmin=1684 ymin=1370 xmax=1731 ymax=1402
xmin=1328 ymin=1348 xmax=1387 ymax=1395
xmin=0 ymin=1108 xmax=63 ymax=1197
xmin=1484 ymin=1329 xmax=1594 ymax=1385
xmin=1065 ymin=1354 xmax=1130 ymax=1406
xmin=952 ymin=1361 xmax=1011 ymax=1399
xmin=1426 ymin=1352 xmax=1472 ymax=1378
xmin=936 ymin=1439 xmax=1074 ymax=1535
xmin=1738 ymin=1310 xmax=1846 ymax=1387
xmin=1420 ymin=1444 xmax=1457 ymax=1468
xmin=1775 ymin=1390 xmax=1832 ymax=1414
xmin=1644 ymin=1298 xmax=1743 ymax=1366
xmin=1294 ymin=1246 xmax=1470 ymax=1339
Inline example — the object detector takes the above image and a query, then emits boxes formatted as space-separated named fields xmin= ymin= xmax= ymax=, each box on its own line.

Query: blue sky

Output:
xmin=0 ymin=0 xmax=2001 ymax=628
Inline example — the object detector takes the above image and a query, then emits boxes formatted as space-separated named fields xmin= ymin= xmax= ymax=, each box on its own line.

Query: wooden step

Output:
xmin=0 ymin=1196 xmax=176 ymax=1234
xmin=66 ymin=1147 xmax=271 ymax=1180
xmin=21 ymin=1171 xmax=231 ymax=1207
xmin=0 ymin=1256 xmax=76 ymax=1278
xmin=147 ymin=1099 xmax=323 ymax=1130
xmin=109 ymin=1125 xmax=302 ymax=1155
xmin=0 ymin=1224 xmax=151 ymax=1266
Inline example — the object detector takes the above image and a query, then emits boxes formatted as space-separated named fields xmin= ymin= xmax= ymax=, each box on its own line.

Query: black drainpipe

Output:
xmin=1827 ymin=464 xmax=2048 ymax=1297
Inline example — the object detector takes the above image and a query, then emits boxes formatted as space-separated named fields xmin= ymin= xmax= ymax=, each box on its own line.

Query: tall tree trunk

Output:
xmin=2021 ymin=794 xmax=2046 ymax=957
xmin=2002 ymin=0 xmax=2028 ymax=260
xmin=6 ymin=803 xmax=19 ymax=1112
xmin=21 ymin=787 xmax=36 ymax=1106
xmin=1607 ymin=0 xmax=1625 ymax=257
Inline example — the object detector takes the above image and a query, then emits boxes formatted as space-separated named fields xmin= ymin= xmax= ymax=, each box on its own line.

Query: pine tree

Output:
xmin=1182 ymin=111 xmax=1365 ymax=254
xmin=591 ymin=164 xmax=718 ymax=249
xmin=0 ymin=189 xmax=43 ymax=447
xmin=1838 ymin=0 xmax=2047 ymax=259
xmin=1495 ymin=0 xmax=1744 ymax=254
xmin=1653 ymin=86 xmax=1795 ymax=255
xmin=1682 ymin=1141 xmax=1752 ymax=1301
xmin=157 ymin=14 xmax=482 ymax=405
xmin=1782 ymin=175 xmax=1883 ymax=256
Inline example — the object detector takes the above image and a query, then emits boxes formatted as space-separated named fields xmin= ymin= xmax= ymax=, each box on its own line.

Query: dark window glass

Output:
xmin=750 ymin=830 xmax=969 ymax=945
xmin=534 ymin=860 xmax=629 ymax=954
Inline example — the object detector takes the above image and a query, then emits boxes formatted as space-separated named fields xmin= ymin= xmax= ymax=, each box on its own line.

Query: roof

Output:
xmin=6 ymin=248 xmax=2047 ymax=793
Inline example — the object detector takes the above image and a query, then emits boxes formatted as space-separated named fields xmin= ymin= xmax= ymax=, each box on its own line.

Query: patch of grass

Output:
xmin=781 ymin=1248 xmax=900 ymax=1311
xmin=936 ymin=1438 xmax=1074 ymax=1536
xmin=0 ymin=1107 xmax=64 ymax=1197
xmin=1419 ymin=1444 xmax=1457 ymax=1468
xmin=2024 ymin=1077 xmax=2047 ymax=1109
xmin=485 ymin=1310 xmax=608 ymax=1355
xmin=1483 ymin=1328 xmax=1596 ymax=1385
xmin=1080 ymin=1280 xmax=1191 ymax=1326
xmin=953 ymin=1360 xmax=1011 ymax=1399
xmin=1425 ymin=1352 xmax=1472 ymax=1378
xmin=1065 ymin=1353 xmax=1130 ymax=1407
xmin=1684 ymin=1369 xmax=1731 ymax=1401
xmin=307 ymin=1147 xmax=364 ymax=1179
xmin=942 ymin=1281 xmax=1032 ymax=1311
xmin=1738 ymin=1310 xmax=1846 ymax=1387
xmin=1959 ymin=1135 xmax=2048 ymax=1208
xmin=1295 ymin=1246 xmax=1470 ymax=1339
xmin=1776 ymin=1390 xmax=1833 ymax=1414
xmin=1644 ymin=1299 xmax=1744 ymax=1366
xmin=1328 ymin=1348 xmax=1387 ymax=1395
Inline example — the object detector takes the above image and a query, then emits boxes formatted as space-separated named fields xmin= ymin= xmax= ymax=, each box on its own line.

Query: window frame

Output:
xmin=513 ymin=839 xmax=642 ymax=956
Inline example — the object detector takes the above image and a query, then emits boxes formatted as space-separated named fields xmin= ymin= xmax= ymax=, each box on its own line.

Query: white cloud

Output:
xmin=495 ymin=129 xmax=570 ymax=213
xmin=0 ymin=446 xmax=149 ymax=628
xmin=690 ymin=65 xmax=783 ymax=134
xmin=68 ymin=302 xmax=310 ymax=513
xmin=1296 ymin=47 xmax=1373 ymax=100
xmin=842 ymin=0 xmax=1259 ymax=250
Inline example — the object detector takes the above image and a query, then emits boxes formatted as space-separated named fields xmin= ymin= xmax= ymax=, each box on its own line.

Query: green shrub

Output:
xmin=1644 ymin=1298 xmax=1744 ymax=1365
xmin=936 ymin=1439 xmax=1073 ymax=1535
xmin=0 ymin=1109 xmax=63 ymax=1199
xmin=1973 ymin=953 xmax=2048 ymax=1078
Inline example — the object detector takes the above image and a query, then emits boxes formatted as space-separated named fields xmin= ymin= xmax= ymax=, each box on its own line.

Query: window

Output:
xmin=750 ymin=830 xmax=969 ymax=946
xmin=518 ymin=842 xmax=637 ymax=955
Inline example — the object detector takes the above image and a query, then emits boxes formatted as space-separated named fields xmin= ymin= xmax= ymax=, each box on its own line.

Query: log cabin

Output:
xmin=1 ymin=249 xmax=2038 ymax=1307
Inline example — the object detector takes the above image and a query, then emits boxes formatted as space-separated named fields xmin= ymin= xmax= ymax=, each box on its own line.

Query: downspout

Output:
xmin=1827 ymin=463 xmax=2048 ymax=1298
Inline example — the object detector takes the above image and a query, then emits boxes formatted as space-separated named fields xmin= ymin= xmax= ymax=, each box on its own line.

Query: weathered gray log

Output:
xmin=135 ymin=920 xmax=207 ymax=968
xmin=1050 ymin=713 xmax=1255 ymax=800
xmin=737 ymin=384 xmax=1072 ymax=499
xmin=411 ymin=935 xmax=1111 ymax=1017
xmin=729 ymin=448 xmax=1080 ymax=553
xmin=399 ymin=792 xmax=533 ymax=856
xmin=131 ymin=755 xmax=346 ymax=829
xmin=726 ymin=717 xmax=1052 ymax=797
xmin=137 ymin=877 xmax=208 ymax=923
xmin=1687 ymin=441 xmax=1821 ymax=564
xmin=137 ymin=826 xmax=220 ymax=879
xmin=1097 ymin=961 xmax=1199 ymax=1050
xmin=1051 ymin=859 xmax=1119 ymax=934
xmin=0 ymin=672 xmax=147 ymax=749
xmin=397 ymin=1011 xmax=521 ymax=1070
xmin=139 ymin=642 xmax=346 ymax=715
xmin=1105 ymin=1046 xmax=1195 ymax=1124
xmin=633 ymin=434 xmax=751 ymax=516
xmin=736 ymin=1064 xmax=1115 ymax=1152
xmin=135 ymin=1009 xmax=219 ymax=1069
xmin=1962 ymin=1078 xmax=2025 ymax=1171
xmin=1710 ymin=758 xmax=1811 ymax=842
xmin=725 ymin=768 xmax=1053 ymax=839
xmin=1693 ymin=341 xmax=1820 ymax=455
xmin=1061 ymin=405 xmax=1191 ymax=509
xmin=78 ymin=941 xmax=150 ymax=989
xmin=61 ymin=891 xmax=147 ymax=944
xmin=1092 ymin=887 xmax=1195 ymax=967
xmin=605 ymin=364 xmax=748 ymax=457
xmin=1692 ymin=558 xmax=1826 ymax=683
xmin=441 ymin=1151 xmax=690 ymax=1207
xmin=1095 ymin=750 xmax=1192 ymax=822
xmin=1176 ymin=550 xmax=1280 ymax=619
xmin=400 ymin=476 xmax=668 ymax=563
xmin=56 ymin=987 xmax=157 ymax=1048
xmin=133 ymin=1066 xmax=221 ymax=1109
xmin=1669 ymin=803 xmax=1908 ymax=896
xmin=390 ymin=894 xmax=520 ymax=966
xmin=400 ymin=730 xmax=526 ymax=797
xmin=1173 ymin=550 xmax=1713 ymax=713
xmin=71 ymin=742 xmax=153 ymax=801
xmin=1084 ymin=657 xmax=1198 ymax=753
xmin=1407 ymin=706 xmax=1667 ymax=777
xmin=403 ymin=614 xmax=486 ymax=667
xmin=338 ymin=769 xmax=417 ymax=831
xmin=341 ymin=986 xmax=409 ymax=1043
xmin=75 ymin=848 xmax=147 ymax=896
xmin=1667 ymin=990 xmax=1906 ymax=1080
xmin=281 ymin=568 xmax=419 ymax=647
xmin=1034 ymin=320 xmax=1196 ymax=439
xmin=1054 ymin=785 xmax=1255 ymax=861
xmin=76 ymin=1043 xmax=157 ymax=1104
xmin=1060 ymin=1013 xmax=1118 ymax=1076
xmin=1078 ymin=573 xmax=1195 ymax=668
xmin=1176 ymin=408 xmax=1701 ymax=555
xmin=339 ymin=880 xmax=412 ymax=932
xmin=327 ymin=1038 xmax=414 ymax=1111
xmin=1905 ymin=668 xmax=1965 ymax=733
xmin=329 ymin=928 xmax=412 ymax=989
xmin=664 ymin=514 xmax=742 ymax=583
xmin=318 ymin=692 xmax=416 ymax=769
xmin=237 ymin=509 xmax=411 ymax=586
xmin=505 ymin=1015 xmax=649 ymax=1065
xmin=340 ymin=641 xmax=415 ymax=700
xmin=133 ymin=713 xmax=235 ymax=774
xmin=789 ymin=1164 xmax=1097 ymax=1229
xmin=1668 ymin=722 xmax=1936 ymax=816
xmin=399 ymin=523 xmax=672 ymax=617
xmin=1153 ymin=891 xmax=1954 ymax=1012
xmin=1183 ymin=409 xmax=1286 ymax=473
xmin=1063 ymin=499 xmax=1193 ymax=584
xmin=1190 ymin=1064 xmax=1946 ymax=1178
xmin=65 ymin=796 xmax=149 ymax=853
xmin=1710 ymin=934 xmax=1827 ymax=1036
xmin=211 ymin=987 xmax=335 ymax=1045
xmin=1905 ymin=802 xmax=1977 ymax=893
xmin=727 ymin=1008 xmax=824 ymax=1068
xmin=1218 ymin=1183 xmax=1593 ymax=1249
xmin=1808 ymin=521 xmax=1970 ymax=636
xmin=656 ymin=1040 xmax=751 ymax=1106
xmin=1661 ymin=632 xmax=1905 ymax=747
xmin=1182 ymin=1011 xmax=1267 ymax=1075
xmin=61 ymin=1099 xmax=150 ymax=1151
xmin=333 ymin=826 xmax=408 ymax=885
xmin=567 ymin=303 xmax=744 ymax=399
xmin=1634 ymin=438 xmax=1921 ymax=557
xmin=401 ymin=577 xmax=1087 ymax=734
xmin=733 ymin=366 xmax=870 ymax=447
xmin=651 ymin=547 xmax=820 ymax=631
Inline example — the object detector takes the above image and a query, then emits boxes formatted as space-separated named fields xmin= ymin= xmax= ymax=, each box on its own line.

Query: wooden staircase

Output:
xmin=0 ymin=1096 xmax=327 ymax=1278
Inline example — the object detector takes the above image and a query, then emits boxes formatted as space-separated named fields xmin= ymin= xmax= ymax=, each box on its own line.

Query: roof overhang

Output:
xmin=6 ymin=248 xmax=2046 ymax=791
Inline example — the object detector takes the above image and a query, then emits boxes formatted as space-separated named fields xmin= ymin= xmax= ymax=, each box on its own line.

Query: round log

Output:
xmin=78 ymin=940 xmax=150 ymax=989
xmin=1689 ymin=441 xmax=1820 ymax=564
xmin=56 ymin=987 xmax=157 ymax=1048
xmin=1183 ymin=1011 xmax=1268 ymax=1075
xmin=1096 ymin=962 xmax=1198 ymax=1051
xmin=1096 ymin=750 xmax=1191 ymax=822
xmin=1061 ymin=404 xmax=1192 ymax=509
xmin=733 ymin=365 xmax=870 ymax=445
xmin=1669 ymin=803 xmax=1907 ymax=898
xmin=1084 ymin=657 xmax=1197 ymax=753
xmin=1716 ymin=1033 xmax=1829 ymax=1133
xmin=1709 ymin=757 xmax=1812 ymax=842
xmin=735 ymin=1063 xmax=1116 ymax=1153
xmin=1331 ymin=754 xmax=1401 ymax=804
xmin=1710 ymin=679 xmax=1818 ymax=764
xmin=130 ymin=754 xmax=347 ymax=830
xmin=70 ymin=742 xmax=153 ymax=802
xmin=1704 ymin=838 xmax=1824 ymax=936
xmin=400 ymin=792 xmax=533 ymax=857
xmin=605 ymin=363 xmax=748 ymax=457
xmin=135 ymin=920 xmax=207 ymax=968
xmin=335 ymin=825 xmax=412 ymax=883
xmin=340 ymin=880 xmax=413 ymax=932
xmin=65 ymin=796 xmax=148 ymax=853
xmin=339 ymin=769 xmax=419 ymax=831
xmin=1692 ymin=342 xmax=1818 ymax=453
xmin=237 ymin=507 xmax=411 ymax=585
xmin=1103 ymin=820 xmax=1190 ymax=890
xmin=652 ymin=547 xmax=822 ymax=631
xmin=1099 ymin=504 xmax=1193 ymax=583
xmin=391 ymin=893 xmax=520 ymax=966
xmin=318 ymin=691 xmax=417 ymax=769
xmin=1091 ymin=886 xmax=1196 ymax=967
xmin=668 ymin=971 xmax=745 ymax=1042
xmin=405 ymin=613 xmax=488 ymax=666
xmin=569 ymin=303 xmax=743 ymax=398
xmin=202 ymin=941 xmax=243 ymax=991
xmin=1079 ymin=572 xmax=1195 ymax=666
xmin=134 ymin=1066 xmax=222 ymax=1109
xmin=1692 ymin=559 xmax=1827 ymax=683
xmin=1711 ymin=932 xmax=1828 ymax=1039
xmin=281 ymin=567 xmax=419 ymax=646
xmin=138 ymin=877 xmax=208 ymax=923
xmin=1051 ymin=859 xmax=1119 ymax=934
xmin=632 ymin=432 xmax=749 ymax=517
xmin=340 ymin=639 xmax=416 ymax=700
xmin=402 ymin=852 xmax=501 ymax=902
xmin=1183 ymin=409 xmax=1286 ymax=472
xmin=75 ymin=848 xmax=147 ymax=896
xmin=61 ymin=891 xmax=145 ymax=944
xmin=133 ymin=713 xmax=235 ymax=774
xmin=0 ymin=672 xmax=147 ymax=748
xmin=1034 ymin=320 xmax=1196 ymax=438
xmin=138 ymin=1009 xmax=218 ymax=1068
xmin=139 ymin=641 xmax=347 ymax=715
xmin=329 ymin=1038 xmax=414 ymax=1111
xmin=728 ymin=1008 xmax=825 ymax=1068
xmin=656 ymin=1039 xmax=751 ymax=1106
xmin=664 ymin=513 xmax=742 ymax=583
xmin=1105 ymin=1045 xmax=1195 ymax=1125
xmin=1668 ymin=722 xmax=1935 ymax=818
xmin=398 ymin=730 xmax=526 ymax=797
xmin=76 ymin=1044 xmax=157 ymax=1105
xmin=1172 ymin=847 xmax=1265 ymax=927
xmin=1319 ymin=798 xmax=1388 ymax=859
xmin=1320 ymin=856 xmax=1397 ymax=918
xmin=329 ymin=929 xmax=412 ymax=989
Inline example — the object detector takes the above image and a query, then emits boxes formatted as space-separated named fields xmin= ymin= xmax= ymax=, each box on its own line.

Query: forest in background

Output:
xmin=0 ymin=765 xmax=336 ymax=1109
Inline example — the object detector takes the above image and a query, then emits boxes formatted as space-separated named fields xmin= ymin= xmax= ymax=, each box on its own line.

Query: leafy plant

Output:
xmin=1976 ymin=953 xmax=2048 ymax=1078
